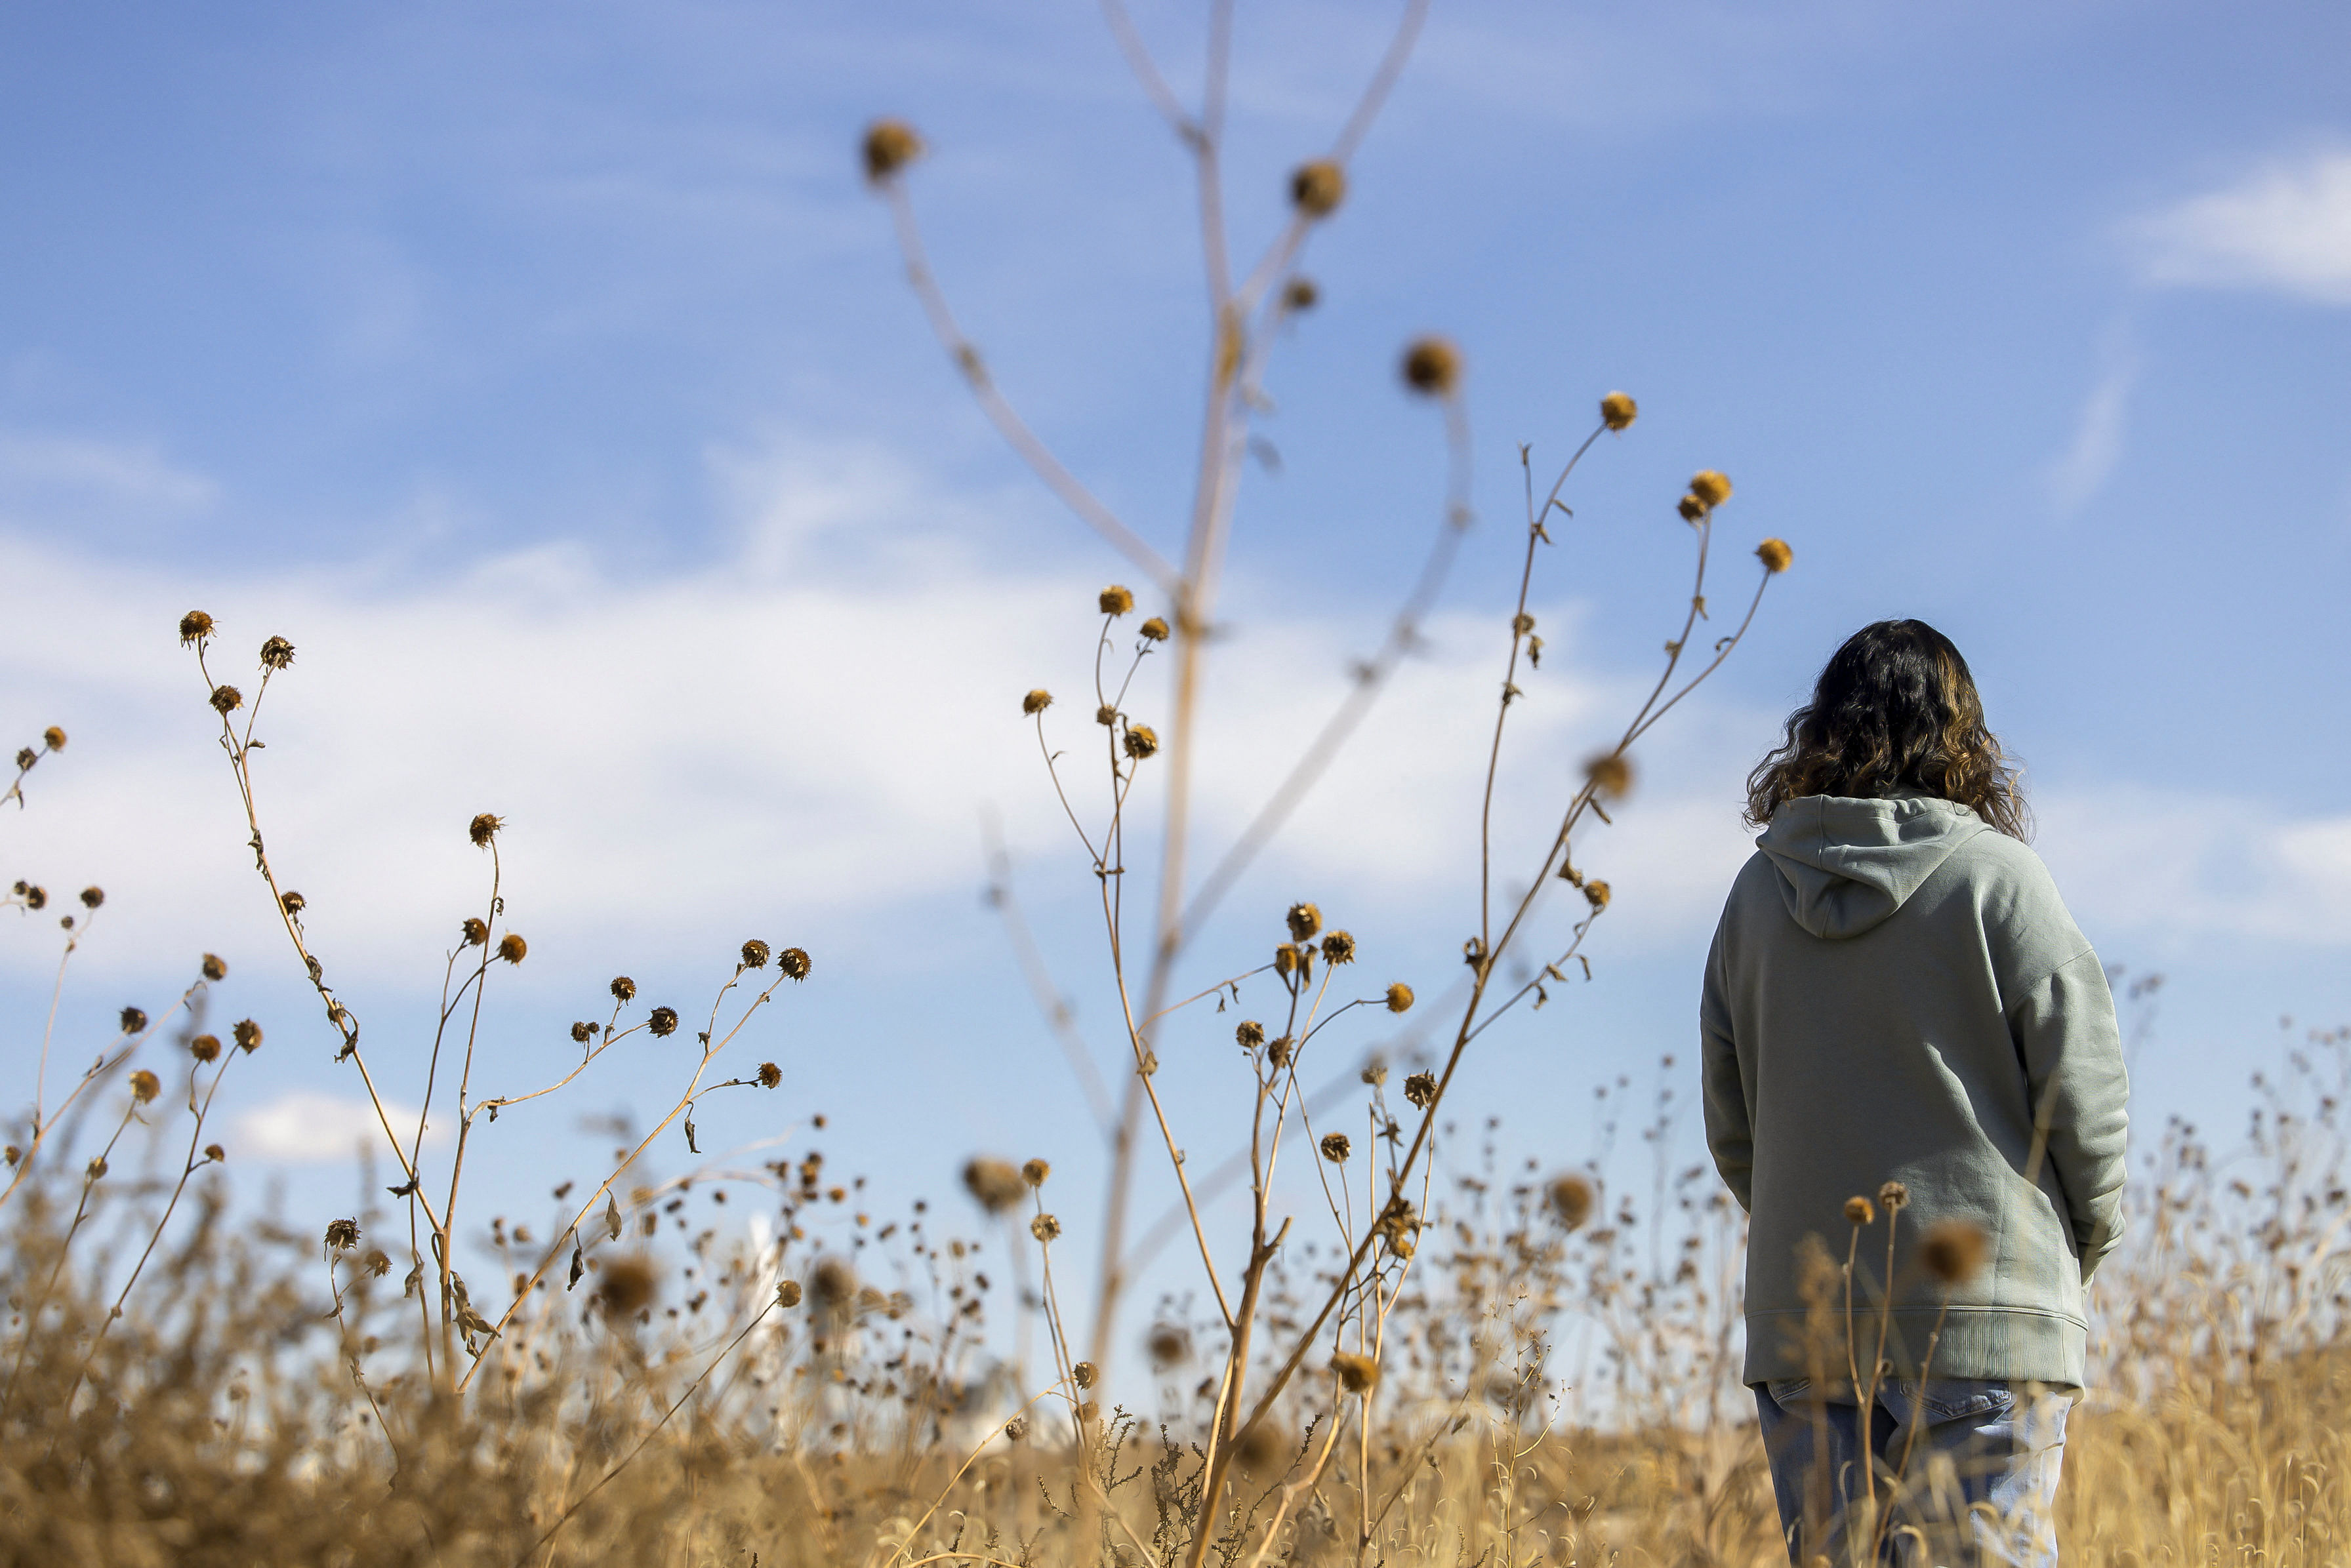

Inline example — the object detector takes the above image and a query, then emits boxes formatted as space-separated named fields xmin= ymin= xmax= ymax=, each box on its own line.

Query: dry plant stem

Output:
xmin=437 ymin=843 xmax=507 ymax=1371
xmin=0 ymin=1099 xmax=142 ymax=1415
xmin=1862 ymin=1204 xmax=1904 ymax=1521
xmin=983 ymin=823 xmax=1115 ymax=1132
xmin=1878 ymin=1300 xmax=1956 ymax=1557
xmin=1242 ymin=1396 xmax=1347 ymax=1568
xmin=1 ymin=995 xmax=191 ymax=1209
xmin=886 ymin=1387 xmax=1065 ymax=1567
xmin=31 ymin=911 xmax=90 ymax=1138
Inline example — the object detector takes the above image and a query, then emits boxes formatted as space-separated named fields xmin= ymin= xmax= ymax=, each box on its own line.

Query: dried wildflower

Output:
xmin=79 ymin=886 xmax=104 ymax=909
xmin=1099 ymin=584 xmax=1135 ymax=616
xmin=1225 ymin=1024 xmax=1261 ymax=1058
xmin=776 ymin=1279 xmax=803 ymax=1308
xmin=1689 ymin=470 xmax=1732 ymax=508
xmin=1919 ymin=1219 xmax=1990 ymax=1286
xmin=1400 ymin=336 xmax=1461 ymax=397
xmin=1375 ymin=1197 xmax=1418 ymax=1256
xmin=233 ymin=1018 xmax=263 ymax=1053
xmin=1320 ymin=930 xmax=1355 ymax=965
xmin=1286 ymin=902 xmax=1322 ymax=942
xmin=596 ymin=1255 xmax=659 ymax=1317
xmin=280 ymin=890 xmax=306 ymax=917
xmin=1330 ymin=1350 xmax=1380 ymax=1394
xmin=209 ymin=684 xmax=243 ymax=715
xmin=14 ymin=750 xmax=31 ymax=772
xmin=1582 ymin=879 xmax=1612 ymax=911
xmin=496 ymin=933 xmax=527 ymax=965
xmin=1029 ymin=1212 xmax=1061 ymax=1243
xmin=1404 ymin=1071 xmax=1437 ymax=1108
xmin=1273 ymin=943 xmax=1301 ymax=977
xmin=1002 ymin=1415 xmax=1028 ymax=1441
xmin=611 ymin=975 xmax=638 ymax=1003
xmin=755 ymin=1061 xmax=781 ymax=1089
xmin=1073 ymin=1360 xmax=1098 ymax=1389
xmin=1757 ymin=538 xmax=1793 ymax=573
xmin=201 ymin=952 xmax=227 ymax=981
xmin=1677 ymin=494 xmax=1706 ymax=523
xmin=20 ymin=885 xmax=43 ymax=910
xmin=1600 ymin=391 xmax=1638 ymax=431
xmin=256 ymin=638 xmax=295 ymax=675
xmin=1147 ymin=1322 xmax=1191 ymax=1368
xmin=129 ymin=1069 xmax=160 ymax=1104
xmin=648 ymin=1007 xmax=679 ymax=1037
xmin=570 ymin=1020 xmax=594 ymax=1043
xmin=1844 ymin=1195 xmax=1877 ymax=1226
xmin=1878 ymin=1180 xmax=1910 ymax=1211
xmin=1361 ymin=1060 xmax=1389 ymax=1087
xmin=1021 ymin=1157 xmax=1050 ymax=1188
xmin=324 ymin=1218 xmax=360 ymax=1254
xmin=361 ymin=1249 xmax=390 ymax=1277
xmin=1138 ymin=616 xmax=1169 ymax=641
xmin=190 ymin=1034 xmax=221 ymax=1062
xmin=1547 ymin=1173 xmax=1595 ymax=1231
xmin=119 ymin=1005 xmax=148 ymax=1034
xmin=89 ymin=1156 xmax=109 ymax=1180
xmin=1023 ymin=689 xmax=1053 ymax=715
xmin=810 ymin=1256 xmax=857 ymax=1312
xmin=203 ymin=1142 xmax=224 ymax=1162
xmin=1320 ymin=1131 xmax=1351 ymax=1163
xmin=779 ymin=946 xmax=811 ymax=980
xmin=1282 ymin=275 xmax=1319 ymax=311
xmin=1584 ymin=752 xmax=1633 ymax=801
xmin=861 ymin=119 xmax=923 ymax=182
xmin=1512 ymin=613 xmax=1536 ymax=637
xmin=42 ymin=726 xmax=66 ymax=752
xmin=740 ymin=938 xmax=771 ymax=970
xmin=461 ymin=917 xmax=488 ymax=946
xmin=1122 ymin=725 xmax=1158 ymax=759
xmin=178 ymin=610 xmax=215 ymax=645
xmin=1384 ymin=982 xmax=1414 ymax=1014
xmin=469 ymin=813 xmax=502 ymax=847
xmin=1094 ymin=704 xmax=1117 ymax=727
xmin=1267 ymin=1035 xmax=1293 ymax=1069
xmin=1290 ymin=160 xmax=1346 ymax=218
xmin=963 ymin=1157 xmax=1025 ymax=1215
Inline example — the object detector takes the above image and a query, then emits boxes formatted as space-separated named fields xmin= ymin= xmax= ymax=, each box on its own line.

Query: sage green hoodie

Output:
xmin=1700 ymin=794 xmax=2129 ymax=1388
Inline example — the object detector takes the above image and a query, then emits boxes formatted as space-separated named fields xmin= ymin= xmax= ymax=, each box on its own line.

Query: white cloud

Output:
xmin=232 ymin=1088 xmax=440 ymax=1163
xmin=2036 ymin=788 xmax=2351 ymax=948
xmin=2045 ymin=331 xmax=2136 ymax=515
xmin=2135 ymin=148 xmax=2351 ymax=306
xmin=0 ymin=431 xmax=218 ymax=521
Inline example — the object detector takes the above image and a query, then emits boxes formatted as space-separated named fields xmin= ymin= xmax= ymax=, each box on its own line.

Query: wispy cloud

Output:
xmin=233 ymin=1088 xmax=439 ymax=1164
xmin=2135 ymin=146 xmax=2351 ymax=306
xmin=2045 ymin=349 xmax=2136 ymax=515
xmin=0 ymin=431 xmax=218 ymax=522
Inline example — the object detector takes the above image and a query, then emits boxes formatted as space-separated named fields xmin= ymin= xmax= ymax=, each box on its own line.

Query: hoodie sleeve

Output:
xmin=1700 ymin=921 xmax=1753 ymax=1213
xmin=2008 ymin=948 xmax=2130 ymax=1282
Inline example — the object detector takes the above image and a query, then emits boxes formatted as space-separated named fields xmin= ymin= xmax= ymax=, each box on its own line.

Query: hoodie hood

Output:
xmin=1755 ymin=794 xmax=1992 ymax=939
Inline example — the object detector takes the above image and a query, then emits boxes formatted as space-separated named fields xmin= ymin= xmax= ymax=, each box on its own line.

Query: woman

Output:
xmin=1700 ymin=620 xmax=2129 ymax=1565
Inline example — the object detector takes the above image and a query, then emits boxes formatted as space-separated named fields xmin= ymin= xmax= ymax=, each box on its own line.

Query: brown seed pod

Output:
xmin=1844 ymin=1196 xmax=1877 ymax=1226
xmin=1073 ymin=1360 xmax=1097 ymax=1390
xmin=42 ymin=726 xmax=66 ymax=752
xmin=1400 ymin=336 xmax=1461 ymax=397
xmin=258 ymin=636 xmax=295 ymax=671
xmin=119 ymin=1006 xmax=148 ymax=1035
xmin=469 ymin=813 xmax=502 ymax=847
xmin=178 ymin=610 xmax=215 ymax=645
xmin=201 ymin=952 xmax=228 ymax=981
xmin=1547 ymin=1174 xmax=1595 ymax=1231
xmin=1021 ymin=1158 xmax=1050 ymax=1188
xmin=1319 ymin=1131 xmax=1351 ymax=1163
xmin=776 ymin=1279 xmax=803 ymax=1308
xmin=496 ymin=933 xmax=527 ymax=965
xmin=1138 ymin=616 xmax=1169 ymax=642
xmin=1122 ymin=725 xmax=1158 ymax=759
xmin=1384 ymin=982 xmax=1414 ymax=1014
xmin=1878 ymin=1180 xmax=1910 ymax=1211
xmin=190 ymin=1034 xmax=222 ymax=1063
xmin=209 ymin=685 xmax=243 ymax=715
xmin=1688 ymin=470 xmax=1732 ymax=508
xmin=1236 ymin=1020 xmax=1266 ymax=1050
xmin=756 ymin=1062 xmax=782 ymax=1089
xmin=1600 ymin=391 xmax=1638 ymax=431
xmin=1098 ymin=584 xmax=1135 ymax=616
xmin=647 ymin=1007 xmax=678 ymax=1037
xmin=1282 ymin=276 xmax=1320 ymax=312
xmin=1404 ymin=1071 xmax=1437 ymax=1109
xmin=570 ymin=1021 xmax=594 ymax=1043
xmin=1677 ymin=494 xmax=1707 ymax=523
xmin=1582 ymin=879 xmax=1612 ymax=912
xmin=1029 ymin=1212 xmax=1061 ymax=1243
xmin=129 ymin=1070 xmax=160 ymax=1104
xmin=1320 ymin=930 xmax=1355 ymax=965
xmin=778 ymin=947 xmax=811 ymax=980
xmin=741 ymin=939 xmax=771 ymax=970
xmin=1023 ymin=689 xmax=1053 ymax=715
xmin=279 ymin=890 xmax=305 ymax=917
xmin=203 ymin=1142 xmax=224 ymax=1163
xmin=1146 ymin=1322 xmax=1191 ymax=1369
xmin=595 ymin=1255 xmax=659 ymax=1317
xmin=79 ymin=887 xmax=104 ymax=909
xmin=611 ymin=975 xmax=638 ymax=1003
xmin=232 ymin=1018 xmax=263 ymax=1053
xmin=1286 ymin=902 xmax=1322 ymax=942
xmin=461 ymin=917 xmax=488 ymax=947
xmin=1757 ymin=538 xmax=1793 ymax=574
xmin=323 ymin=1218 xmax=359 ymax=1253
xmin=1584 ymin=752 xmax=1633 ymax=802
xmin=1290 ymin=160 xmax=1346 ymax=218
xmin=861 ymin=119 xmax=923 ymax=182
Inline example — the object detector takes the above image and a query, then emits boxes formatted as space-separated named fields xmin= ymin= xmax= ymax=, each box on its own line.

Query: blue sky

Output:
xmin=3 ymin=0 xmax=2346 ymax=1372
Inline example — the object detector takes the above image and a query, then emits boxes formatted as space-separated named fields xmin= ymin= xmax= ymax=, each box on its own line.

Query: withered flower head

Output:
xmin=1290 ymin=159 xmax=1346 ymax=218
xmin=1582 ymin=879 xmax=1612 ymax=911
xmin=1384 ymin=982 xmax=1414 ymax=1014
xmin=43 ymin=726 xmax=66 ymax=752
xmin=1029 ymin=1212 xmax=1061 ymax=1244
xmin=810 ymin=1255 xmax=857 ymax=1310
xmin=232 ymin=1018 xmax=263 ymax=1053
xmin=741 ymin=938 xmax=771 ymax=970
xmin=1600 ymin=391 xmax=1638 ymax=431
xmin=861 ymin=119 xmax=923 ymax=182
xmin=258 ymin=636 xmax=295 ymax=672
xmin=962 ymin=1157 xmax=1025 ymax=1215
xmin=1138 ymin=616 xmax=1169 ymax=642
xmin=203 ymin=1142 xmax=225 ymax=1162
xmin=776 ymin=1279 xmax=803 ymax=1308
xmin=571 ymin=1020 xmax=594 ymax=1043
xmin=779 ymin=946 xmax=811 ymax=980
xmin=1098 ymin=584 xmax=1135 ymax=616
xmin=178 ymin=611 xmax=215 ymax=645
xmin=1844 ymin=1196 xmax=1876 ymax=1226
xmin=595 ymin=1255 xmax=659 ymax=1317
xmin=1286 ymin=902 xmax=1322 ymax=942
xmin=1688 ymin=470 xmax=1732 ymax=508
xmin=280 ymin=890 xmax=306 ymax=917
xmin=1002 ymin=1415 xmax=1027 ymax=1441
xmin=1073 ymin=1360 xmax=1097 ymax=1390
xmin=468 ymin=813 xmax=503 ymax=847
xmin=1282 ymin=276 xmax=1319 ymax=312
xmin=756 ymin=1061 xmax=782 ymax=1089
xmin=210 ymin=684 xmax=244 ymax=715
xmin=1320 ymin=930 xmax=1355 ymax=965
xmin=496 ymin=933 xmax=527 ymax=965
xmin=1021 ymin=1157 xmax=1050 ymax=1188
xmin=1677 ymin=494 xmax=1706 ymax=523
xmin=1146 ymin=1322 xmax=1191 ymax=1369
xmin=1273 ymin=942 xmax=1301 ymax=976
xmin=21 ymin=885 xmax=44 ymax=910
xmin=1122 ymin=725 xmax=1158 ymax=759
xmin=1236 ymin=1020 xmax=1265 ymax=1050
xmin=15 ymin=750 xmax=32 ymax=772
xmin=119 ymin=1005 xmax=148 ymax=1035
xmin=611 ymin=975 xmax=638 ymax=1003
xmin=190 ymin=1034 xmax=222 ymax=1063
xmin=1756 ymin=538 xmax=1793 ymax=574
xmin=1330 ymin=1350 xmax=1380 ymax=1394
xmin=324 ymin=1218 xmax=360 ymax=1253
xmin=1361 ymin=1060 xmax=1389 ymax=1086
xmin=1267 ymin=1035 xmax=1293 ymax=1069
xmin=1400 ymin=336 xmax=1462 ymax=397
xmin=89 ymin=1156 xmax=109 ymax=1180
xmin=80 ymin=887 xmax=104 ymax=909
xmin=201 ymin=953 xmax=227 ymax=981
xmin=1095 ymin=703 xmax=1117 ymax=727
xmin=1023 ymin=689 xmax=1053 ymax=715
xmin=3 ymin=1146 xmax=16 ymax=1166
xmin=1878 ymin=1180 xmax=1910 ymax=1211
xmin=647 ymin=1006 xmax=679 ymax=1037
xmin=1920 ymin=1219 xmax=1990 ymax=1286
xmin=1404 ymin=1071 xmax=1437 ymax=1109
xmin=1584 ymin=752 xmax=1633 ymax=802
xmin=1547 ymin=1173 xmax=1595 ymax=1231
xmin=1319 ymin=1131 xmax=1351 ymax=1163
xmin=362 ymin=1249 xmax=390 ymax=1277
xmin=461 ymin=917 xmax=488 ymax=946
xmin=129 ymin=1069 xmax=161 ymax=1104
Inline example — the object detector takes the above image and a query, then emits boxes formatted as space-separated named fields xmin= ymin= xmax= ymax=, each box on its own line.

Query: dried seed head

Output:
xmin=1404 ymin=1071 xmax=1437 ymax=1108
xmin=1547 ymin=1173 xmax=1595 ymax=1231
xmin=1073 ymin=1359 xmax=1098 ymax=1389
xmin=1600 ymin=391 xmax=1638 ymax=431
xmin=469 ymin=813 xmax=502 ymax=847
xmin=20 ymin=885 xmax=43 ymax=911
xmin=461 ymin=917 xmax=488 ymax=946
xmin=204 ymin=1142 xmax=225 ymax=1162
xmin=3 ymin=1146 xmax=16 ymax=1166
xmin=1688 ymin=470 xmax=1732 ymax=508
xmin=861 ymin=119 xmax=923 ymax=182
xmin=496 ymin=933 xmax=527 ymax=965
xmin=1320 ymin=930 xmax=1355 ymax=965
xmin=1122 ymin=725 xmax=1158 ymax=759
xmin=779 ymin=947 xmax=811 ymax=980
xmin=89 ymin=1156 xmax=109 ymax=1180
xmin=209 ymin=684 xmax=243 ymax=715
xmin=595 ymin=1255 xmax=659 ymax=1317
xmin=1095 ymin=704 xmax=1117 ymax=727
xmin=1267 ymin=1035 xmax=1293 ymax=1069
xmin=1099 ymin=584 xmax=1135 ymax=616
xmin=756 ymin=1061 xmax=782 ymax=1089
xmin=1878 ymin=1180 xmax=1910 ymax=1211
xmin=571 ymin=1020 xmax=594 ymax=1043
xmin=14 ymin=750 xmax=31 ymax=771
xmin=776 ymin=1279 xmax=803 ymax=1308
xmin=1273 ymin=943 xmax=1301 ymax=976
xmin=1361 ymin=1060 xmax=1389 ymax=1087
xmin=1584 ymin=752 xmax=1633 ymax=801
xmin=741 ymin=938 xmax=771 ymax=970
xmin=1021 ymin=1158 xmax=1050 ymax=1188
xmin=324 ymin=1218 xmax=360 ymax=1253
xmin=1320 ymin=1131 xmax=1352 ymax=1163
xmin=1920 ymin=1219 xmax=1991 ymax=1286
xmin=80 ymin=887 xmax=104 ymax=909
xmin=1330 ymin=1350 xmax=1380 ymax=1394
xmin=1844 ymin=1196 xmax=1876 ymax=1226
xmin=280 ymin=890 xmax=306 ymax=917
xmin=1400 ymin=336 xmax=1462 ymax=397
xmin=1282 ymin=276 xmax=1319 ymax=311
xmin=963 ymin=1158 xmax=1025 ymax=1215
xmin=129 ymin=1069 xmax=161 ymax=1104
xmin=1677 ymin=494 xmax=1706 ymax=523
xmin=1290 ymin=159 xmax=1346 ymax=218
xmin=1147 ymin=1322 xmax=1191 ymax=1369
xmin=119 ymin=1006 xmax=148 ymax=1035
xmin=1023 ymin=689 xmax=1053 ymax=715
xmin=648 ymin=1007 xmax=679 ymax=1037
xmin=1582 ymin=879 xmax=1611 ymax=911
xmin=1002 ymin=1415 xmax=1027 ymax=1441
xmin=201 ymin=953 xmax=227 ymax=981
xmin=611 ymin=975 xmax=638 ymax=1003
xmin=258 ymin=636 xmax=295 ymax=671
xmin=178 ymin=611 xmax=215 ymax=645
xmin=190 ymin=1034 xmax=222 ymax=1063
xmin=232 ymin=1018 xmax=263 ymax=1053
xmin=42 ymin=726 xmax=66 ymax=752
xmin=1029 ymin=1212 xmax=1061 ymax=1243
xmin=1286 ymin=902 xmax=1322 ymax=942
xmin=1138 ymin=616 xmax=1169 ymax=642
xmin=1236 ymin=1020 xmax=1266 ymax=1050
xmin=1757 ymin=538 xmax=1793 ymax=574
xmin=811 ymin=1256 xmax=858 ymax=1310
xmin=1511 ymin=612 xmax=1536 ymax=637
xmin=1384 ymin=982 xmax=1414 ymax=1014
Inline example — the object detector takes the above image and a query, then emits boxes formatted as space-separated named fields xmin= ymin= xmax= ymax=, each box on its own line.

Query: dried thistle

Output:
xmin=648 ymin=1007 xmax=679 ymax=1037
xmin=1757 ymin=537 xmax=1793 ymax=573
xmin=1029 ymin=1213 xmax=1061 ymax=1244
xmin=129 ymin=1070 xmax=160 ymax=1104
xmin=1844 ymin=1195 xmax=1877 ymax=1226
xmin=861 ymin=119 xmax=923 ymax=182
xmin=190 ymin=1034 xmax=221 ymax=1063
xmin=756 ymin=1062 xmax=781 ymax=1088
xmin=496 ymin=933 xmax=527 ymax=965
xmin=1384 ymin=982 xmax=1414 ymax=1013
xmin=1320 ymin=1131 xmax=1351 ymax=1163
xmin=1404 ymin=1071 xmax=1437 ymax=1108
xmin=209 ymin=684 xmax=243 ymax=715
xmin=1330 ymin=1350 xmax=1380 ymax=1394
xmin=201 ymin=953 xmax=226 ymax=981
xmin=741 ymin=938 xmax=771 ymax=969
xmin=178 ymin=610 xmax=215 ymax=645
xmin=1286 ymin=902 xmax=1322 ymax=942
xmin=232 ymin=1018 xmax=263 ymax=1054
xmin=323 ymin=1218 xmax=359 ymax=1254
xmin=963 ymin=1158 xmax=1025 ymax=1215
xmin=1138 ymin=616 xmax=1169 ymax=641
xmin=1320 ymin=930 xmax=1356 ymax=965
xmin=1547 ymin=1173 xmax=1595 ymax=1231
xmin=1600 ymin=391 xmax=1638 ymax=430
xmin=1400 ymin=336 xmax=1461 ymax=397
xmin=461 ymin=917 xmax=488 ymax=946
xmin=1023 ymin=689 xmax=1053 ymax=715
xmin=1122 ymin=724 xmax=1158 ymax=759
xmin=1921 ymin=1220 xmax=1990 ymax=1286
xmin=1689 ymin=470 xmax=1733 ymax=508
xmin=119 ymin=1006 xmax=148 ymax=1035
xmin=1098 ymin=584 xmax=1135 ymax=616
xmin=1290 ymin=159 xmax=1346 ymax=218
xmin=258 ymin=635 xmax=295 ymax=671
xmin=778 ymin=947 xmax=811 ymax=980
xmin=1584 ymin=752 xmax=1633 ymax=801
xmin=1236 ymin=1020 xmax=1266 ymax=1050
xmin=469 ymin=813 xmax=503 ymax=847
xmin=1021 ymin=1158 xmax=1050 ymax=1188
xmin=611 ymin=975 xmax=638 ymax=1003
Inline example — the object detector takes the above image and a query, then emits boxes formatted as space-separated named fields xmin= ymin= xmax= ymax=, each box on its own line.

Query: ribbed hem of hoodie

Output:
xmin=1742 ymin=1307 xmax=2087 ymax=1390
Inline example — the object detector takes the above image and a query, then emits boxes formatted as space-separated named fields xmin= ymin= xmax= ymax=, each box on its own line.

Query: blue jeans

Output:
xmin=1753 ymin=1377 xmax=2069 ymax=1565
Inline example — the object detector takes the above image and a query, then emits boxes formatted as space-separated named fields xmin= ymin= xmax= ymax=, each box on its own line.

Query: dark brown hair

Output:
xmin=1745 ymin=619 xmax=2029 ymax=837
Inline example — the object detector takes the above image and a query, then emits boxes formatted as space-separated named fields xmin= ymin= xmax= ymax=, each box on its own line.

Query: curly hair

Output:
xmin=1745 ymin=620 xmax=2029 ymax=838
